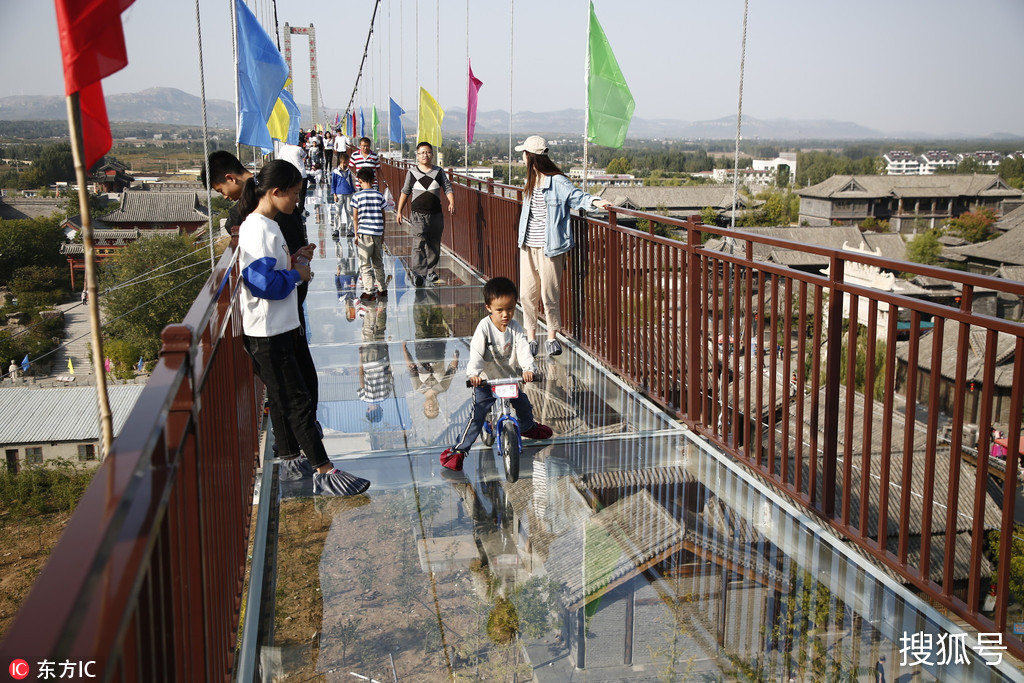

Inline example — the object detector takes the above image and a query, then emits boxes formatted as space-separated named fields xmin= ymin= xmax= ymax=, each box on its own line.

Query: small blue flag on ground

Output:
xmin=235 ymin=0 xmax=289 ymax=152
xmin=20 ymin=354 xmax=29 ymax=372
xmin=136 ymin=356 xmax=145 ymax=372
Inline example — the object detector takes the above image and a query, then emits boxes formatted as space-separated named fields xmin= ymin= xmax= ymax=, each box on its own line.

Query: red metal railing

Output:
xmin=0 ymin=240 xmax=261 ymax=682
xmin=385 ymin=161 xmax=1024 ymax=659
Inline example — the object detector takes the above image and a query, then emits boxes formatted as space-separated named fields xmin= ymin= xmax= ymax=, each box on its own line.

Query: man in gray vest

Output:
xmin=396 ymin=141 xmax=456 ymax=287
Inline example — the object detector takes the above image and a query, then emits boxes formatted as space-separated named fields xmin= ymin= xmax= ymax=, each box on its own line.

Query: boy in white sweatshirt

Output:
xmin=440 ymin=277 xmax=552 ymax=471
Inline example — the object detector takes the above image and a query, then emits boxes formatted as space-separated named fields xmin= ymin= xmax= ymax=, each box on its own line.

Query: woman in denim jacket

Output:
xmin=516 ymin=135 xmax=610 ymax=356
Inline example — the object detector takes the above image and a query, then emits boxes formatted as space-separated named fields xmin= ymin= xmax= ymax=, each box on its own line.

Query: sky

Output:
xmin=1 ymin=0 xmax=1022 ymax=138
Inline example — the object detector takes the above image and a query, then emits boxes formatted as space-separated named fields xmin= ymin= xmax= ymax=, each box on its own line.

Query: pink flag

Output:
xmin=466 ymin=60 xmax=483 ymax=145
xmin=104 ymin=357 xmax=112 ymax=372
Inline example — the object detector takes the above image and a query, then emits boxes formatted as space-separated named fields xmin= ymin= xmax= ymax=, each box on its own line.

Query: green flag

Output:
xmin=372 ymin=105 xmax=380 ymax=145
xmin=586 ymin=2 xmax=634 ymax=148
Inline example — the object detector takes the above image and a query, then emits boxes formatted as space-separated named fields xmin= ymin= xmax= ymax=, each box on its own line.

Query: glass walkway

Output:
xmin=246 ymin=191 xmax=1021 ymax=682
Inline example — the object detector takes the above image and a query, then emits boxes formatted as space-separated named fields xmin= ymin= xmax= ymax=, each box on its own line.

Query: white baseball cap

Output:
xmin=514 ymin=135 xmax=549 ymax=155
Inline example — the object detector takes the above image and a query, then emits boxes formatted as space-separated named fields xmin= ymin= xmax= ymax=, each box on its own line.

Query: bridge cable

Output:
xmin=728 ymin=0 xmax=749 ymax=234
xmin=194 ymin=0 xmax=216 ymax=269
xmin=345 ymin=0 xmax=382 ymax=121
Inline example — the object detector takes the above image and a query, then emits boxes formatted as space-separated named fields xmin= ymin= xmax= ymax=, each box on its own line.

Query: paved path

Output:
xmin=48 ymin=298 xmax=95 ymax=383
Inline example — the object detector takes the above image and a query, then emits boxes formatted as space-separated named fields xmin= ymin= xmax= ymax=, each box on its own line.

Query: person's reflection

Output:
xmin=441 ymin=446 xmax=511 ymax=568
xmin=402 ymin=342 xmax=458 ymax=421
xmin=357 ymin=301 xmax=392 ymax=424
xmin=335 ymin=234 xmax=360 ymax=322
xmin=402 ymin=287 xmax=459 ymax=420
xmin=526 ymin=357 xmax=583 ymax=435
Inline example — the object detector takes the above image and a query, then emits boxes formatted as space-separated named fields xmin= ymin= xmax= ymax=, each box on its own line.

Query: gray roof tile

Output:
xmin=0 ymin=386 xmax=145 ymax=444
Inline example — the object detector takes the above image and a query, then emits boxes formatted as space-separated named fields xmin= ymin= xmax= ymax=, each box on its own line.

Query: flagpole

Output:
xmin=508 ymin=0 xmax=514 ymax=185
xmin=65 ymin=93 xmax=115 ymax=459
xmin=231 ymin=0 xmax=240 ymax=158
xmin=465 ymin=0 xmax=469 ymax=170
xmin=582 ymin=1 xmax=590 ymax=194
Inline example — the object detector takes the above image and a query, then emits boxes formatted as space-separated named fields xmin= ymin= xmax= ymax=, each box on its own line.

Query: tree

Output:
xmin=33 ymin=143 xmax=75 ymax=187
xmin=0 ymin=216 xmax=65 ymax=285
xmin=605 ymin=156 xmax=630 ymax=175
xmin=957 ymin=157 xmax=984 ymax=174
xmin=947 ymin=208 xmax=997 ymax=243
xmin=99 ymin=234 xmax=210 ymax=359
xmin=700 ymin=206 xmax=720 ymax=227
xmin=904 ymin=229 xmax=943 ymax=265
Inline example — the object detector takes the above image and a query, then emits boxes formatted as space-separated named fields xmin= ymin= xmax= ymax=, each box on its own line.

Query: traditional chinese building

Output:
xmin=100 ymin=190 xmax=208 ymax=232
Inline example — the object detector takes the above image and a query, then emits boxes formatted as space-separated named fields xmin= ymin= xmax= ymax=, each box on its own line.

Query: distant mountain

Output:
xmin=0 ymin=87 xmax=311 ymax=130
xmin=0 ymin=87 xmax=1017 ymax=141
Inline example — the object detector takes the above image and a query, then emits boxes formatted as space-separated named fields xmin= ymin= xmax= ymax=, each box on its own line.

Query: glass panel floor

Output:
xmin=252 ymin=191 xmax=1023 ymax=682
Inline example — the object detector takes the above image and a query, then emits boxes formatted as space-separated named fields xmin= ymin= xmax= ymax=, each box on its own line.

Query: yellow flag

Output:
xmin=417 ymin=87 xmax=444 ymax=148
xmin=267 ymin=98 xmax=290 ymax=142
xmin=67 ymin=358 xmax=74 ymax=375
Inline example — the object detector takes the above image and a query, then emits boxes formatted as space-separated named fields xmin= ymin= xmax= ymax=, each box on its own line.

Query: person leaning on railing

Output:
xmin=515 ymin=135 xmax=611 ymax=357
xmin=235 ymin=160 xmax=370 ymax=497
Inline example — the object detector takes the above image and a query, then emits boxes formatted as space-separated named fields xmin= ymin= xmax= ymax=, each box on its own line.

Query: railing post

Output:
xmin=686 ymin=220 xmax=702 ymax=422
xmin=159 ymin=323 xmax=207 ymax=681
xmin=606 ymin=213 xmax=621 ymax=367
xmin=821 ymin=256 xmax=844 ymax=517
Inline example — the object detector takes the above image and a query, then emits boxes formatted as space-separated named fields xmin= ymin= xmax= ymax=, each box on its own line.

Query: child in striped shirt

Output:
xmin=351 ymin=168 xmax=388 ymax=302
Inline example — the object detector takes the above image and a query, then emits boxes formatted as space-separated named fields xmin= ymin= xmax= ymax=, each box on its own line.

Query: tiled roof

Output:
xmin=767 ymin=383 xmax=1003 ymax=542
xmin=797 ymin=174 xmax=1022 ymax=201
xmin=705 ymin=226 xmax=908 ymax=269
xmin=895 ymin=317 xmax=1017 ymax=387
xmin=946 ymin=224 xmax=1024 ymax=265
xmin=62 ymin=215 xmax=110 ymax=231
xmin=0 ymin=386 xmax=145 ymax=444
xmin=103 ymin=191 xmax=209 ymax=224
xmin=996 ymin=265 xmax=1024 ymax=282
xmin=596 ymin=186 xmax=751 ymax=212
xmin=542 ymin=489 xmax=684 ymax=608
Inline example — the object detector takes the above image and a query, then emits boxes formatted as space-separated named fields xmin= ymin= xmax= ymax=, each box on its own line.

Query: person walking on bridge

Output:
xmin=396 ymin=141 xmax=456 ymax=288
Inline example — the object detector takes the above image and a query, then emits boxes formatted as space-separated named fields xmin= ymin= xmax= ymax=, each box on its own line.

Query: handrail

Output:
xmin=0 ymin=238 xmax=262 ymax=682
xmin=382 ymin=158 xmax=1024 ymax=660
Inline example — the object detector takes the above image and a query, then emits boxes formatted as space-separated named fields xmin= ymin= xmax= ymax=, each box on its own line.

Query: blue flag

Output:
xmin=20 ymin=354 xmax=29 ymax=372
xmin=389 ymin=98 xmax=406 ymax=145
xmin=235 ymin=0 xmax=289 ymax=152
xmin=136 ymin=356 xmax=144 ymax=372
xmin=279 ymin=86 xmax=302 ymax=144
xmin=359 ymin=108 xmax=366 ymax=138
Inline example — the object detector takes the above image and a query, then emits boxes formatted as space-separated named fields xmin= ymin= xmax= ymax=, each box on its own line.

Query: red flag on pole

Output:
xmin=54 ymin=0 xmax=135 ymax=168
xmin=466 ymin=60 xmax=483 ymax=146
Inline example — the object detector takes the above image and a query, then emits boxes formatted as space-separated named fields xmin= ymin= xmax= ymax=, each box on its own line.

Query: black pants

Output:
xmin=453 ymin=386 xmax=535 ymax=453
xmin=410 ymin=211 xmax=444 ymax=278
xmin=244 ymin=329 xmax=327 ymax=468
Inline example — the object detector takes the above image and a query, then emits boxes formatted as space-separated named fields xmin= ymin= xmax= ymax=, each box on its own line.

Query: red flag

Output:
xmin=466 ymin=60 xmax=483 ymax=146
xmin=54 ymin=0 xmax=135 ymax=168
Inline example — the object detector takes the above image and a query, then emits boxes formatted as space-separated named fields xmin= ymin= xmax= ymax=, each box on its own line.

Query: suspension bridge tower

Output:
xmin=282 ymin=23 xmax=321 ymax=128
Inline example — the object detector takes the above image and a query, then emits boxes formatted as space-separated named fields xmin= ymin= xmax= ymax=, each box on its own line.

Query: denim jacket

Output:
xmin=517 ymin=174 xmax=599 ymax=258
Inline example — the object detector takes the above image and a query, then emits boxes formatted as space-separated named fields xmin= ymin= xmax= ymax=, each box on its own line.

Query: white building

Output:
xmin=568 ymin=168 xmax=640 ymax=187
xmin=959 ymin=151 xmax=1003 ymax=171
xmin=884 ymin=151 xmax=920 ymax=175
xmin=919 ymin=150 xmax=958 ymax=175
xmin=750 ymin=153 xmax=797 ymax=183
xmin=0 ymin=386 xmax=144 ymax=471
xmin=448 ymin=166 xmax=495 ymax=181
